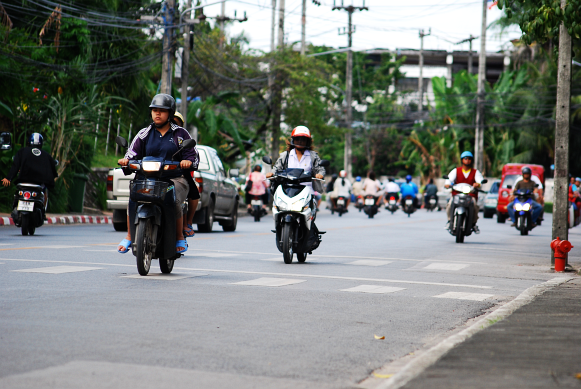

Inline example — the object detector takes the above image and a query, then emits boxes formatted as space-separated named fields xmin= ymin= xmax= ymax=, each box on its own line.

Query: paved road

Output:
xmin=0 ymin=207 xmax=576 ymax=388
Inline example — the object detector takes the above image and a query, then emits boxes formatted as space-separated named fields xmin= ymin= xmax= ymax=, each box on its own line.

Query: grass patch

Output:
xmin=544 ymin=202 xmax=553 ymax=214
xmin=92 ymin=152 xmax=121 ymax=168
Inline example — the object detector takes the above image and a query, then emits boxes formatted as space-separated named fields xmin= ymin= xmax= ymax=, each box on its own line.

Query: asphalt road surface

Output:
xmin=0 ymin=206 xmax=576 ymax=389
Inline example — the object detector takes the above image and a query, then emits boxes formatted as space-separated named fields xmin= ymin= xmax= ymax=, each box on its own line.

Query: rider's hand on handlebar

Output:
xmin=315 ymin=174 xmax=324 ymax=179
xmin=266 ymin=172 xmax=273 ymax=178
xmin=444 ymin=184 xmax=451 ymax=189
xmin=180 ymin=160 xmax=193 ymax=169
xmin=473 ymin=182 xmax=481 ymax=188
xmin=118 ymin=158 xmax=129 ymax=166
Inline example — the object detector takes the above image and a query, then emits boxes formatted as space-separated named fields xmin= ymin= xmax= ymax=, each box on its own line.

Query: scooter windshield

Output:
xmin=282 ymin=168 xmax=305 ymax=179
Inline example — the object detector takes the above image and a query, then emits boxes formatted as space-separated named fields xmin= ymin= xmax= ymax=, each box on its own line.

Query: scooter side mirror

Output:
xmin=115 ymin=136 xmax=128 ymax=149
xmin=320 ymin=159 xmax=330 ymax=168
xmin=0 ymin=132 xmax=12 ymax=151
xmin=442 ymin=175 xmax=449 ymax=179
xmin=229 ymin=168 xmax=239 ymax=178
xmin=54 ymin=159 xmax=59 ymax=166
xmin=262 ymin=156 xmax=272 ymax=165
xmin=481 ymin=179 xmax=488 ymax=184
xmin=535 ymin=183 xmax=540 ymax=188
xmin=181 ymin=139 xmax=196 ymax=149
xmin=506 ymin=185 xmax=512 ymax=189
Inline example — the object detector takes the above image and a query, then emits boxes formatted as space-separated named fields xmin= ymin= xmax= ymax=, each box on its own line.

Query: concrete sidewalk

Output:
xmin=400 ymin=277 xmax=581 ymax=389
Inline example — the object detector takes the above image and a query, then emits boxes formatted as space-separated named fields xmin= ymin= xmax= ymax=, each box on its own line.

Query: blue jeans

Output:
xmin=507 ymin=200 xmax=543 ymax=223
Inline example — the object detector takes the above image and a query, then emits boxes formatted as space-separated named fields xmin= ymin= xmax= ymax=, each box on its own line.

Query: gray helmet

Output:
xmin=522 ymin=166 xmax=532 ymax=175
xmin=149 ymin=94 xmax=176 ymax=125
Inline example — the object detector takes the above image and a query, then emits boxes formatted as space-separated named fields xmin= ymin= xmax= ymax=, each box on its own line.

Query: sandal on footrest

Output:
xmin=118 ymin=239 xmax=132 ymax=254
xmin=184 ymin=224 xmax=195 ymax=237
xmin=176 ymin=239 xmax=188 ymax=253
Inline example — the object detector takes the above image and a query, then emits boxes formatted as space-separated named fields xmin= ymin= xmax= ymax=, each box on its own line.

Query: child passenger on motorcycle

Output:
xmin=117 ymin=94 xmax=198 ymax=254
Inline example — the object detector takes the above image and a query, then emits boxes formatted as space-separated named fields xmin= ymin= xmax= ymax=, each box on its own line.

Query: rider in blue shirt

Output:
xmin=400 ymin=175 xmax=419 ymax=207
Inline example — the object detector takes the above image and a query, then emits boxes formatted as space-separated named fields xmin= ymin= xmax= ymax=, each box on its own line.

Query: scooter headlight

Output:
xmin=522 ymin=203 xmax=531 ymax=211
xmin=514 ymin=203 xmax=523 ymax=211
xmin=291 ymin=199 xmax=308 ymax=212
xmin=462 ymin=187 xmax=471 ymax=194
xmin=142 ymin=161 xmax=162 ymax=172
xmin=276 ymin=200 xmax=288 ymax=211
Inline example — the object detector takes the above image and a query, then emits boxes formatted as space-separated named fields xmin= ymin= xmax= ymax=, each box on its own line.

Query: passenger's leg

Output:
xmin=184 ymin=199 xmax=198 ymax=228
xmin=472 ymin=199 xmax=479 ymax=224
xmin=446 ymin=198 xmax=453 ymax=221
xmin=118 ymin=209 xmax=132 ymax=252
xmin=172 ymin=178 xmax=189 ymax=251
xmin=531 ymin=201 xmax=543 ymax=223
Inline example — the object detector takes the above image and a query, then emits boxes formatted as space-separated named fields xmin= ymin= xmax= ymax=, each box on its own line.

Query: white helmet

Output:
xmin=339 ymin=170 xmax=347 ymax=178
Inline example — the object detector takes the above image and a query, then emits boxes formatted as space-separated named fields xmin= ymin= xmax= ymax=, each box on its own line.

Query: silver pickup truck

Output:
xmin=107 ymin=145 xmax=240 ymax=232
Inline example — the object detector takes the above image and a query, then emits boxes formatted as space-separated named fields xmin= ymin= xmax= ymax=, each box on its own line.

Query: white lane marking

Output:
xmin=121 ymin=273 xmax=207 ymax=280
xmin=0 ymin=244 xmax=13 ymax=246
xmin=348 ymin=260 xmax=392 ymax=267
xmin=232 ymin=277 xmax=306 ymax=287
xmin=341 ymin=285 xmax=405 ymax=294
xmin=187 ymin=248 xmax=486 ymax=264
xmin=174 ymin=267 xmax=493 ymax=289
xmin=32 ymin=245 xmax=86 ymax=249
xmin=13 ymin=266 xmax=102 ymax=274
xmin=84 ymin=250 xmax=118 ymax=252
xmin=432 ymin=292 xmax=494 ymax=301
xmin=258 ymin=257 xmax=285 ymax=262
xmin=424 ymin=263 xmax=470 ymax=271
xmin=192 ymin=252 xmax=240 ymax=258
xmin=0 ymin=259 xmax=493 ymax=289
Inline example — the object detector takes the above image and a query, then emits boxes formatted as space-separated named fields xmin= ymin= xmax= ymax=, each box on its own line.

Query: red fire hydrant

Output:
xmin=551 ymin=237 xmax=574 ymax=272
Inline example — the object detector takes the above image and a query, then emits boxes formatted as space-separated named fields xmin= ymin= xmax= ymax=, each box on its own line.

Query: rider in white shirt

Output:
xmin=333 ymin=170 xmax=352 ymax=208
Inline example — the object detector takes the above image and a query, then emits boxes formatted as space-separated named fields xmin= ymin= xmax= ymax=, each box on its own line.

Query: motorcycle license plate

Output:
xmin=389 ymin=200 xmax=396 ymax=205
xmin=17 ymin=201 xmax=34 ymax=211
xmin=365 ymin=199 xmax=375 ymax=206
xmin=251 ymin=200 xmax=262 ymax=206
xmin=429 ymin=199 xmax=436 ymax=204
xmin=337 ymin=199 xmax=345 ymax=205
xmin=405 ymin=199 xmax=413 ymax=205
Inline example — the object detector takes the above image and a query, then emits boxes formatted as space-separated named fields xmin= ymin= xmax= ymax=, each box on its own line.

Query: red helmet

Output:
xmin=290 ymin=126 xmax=312 ymax=149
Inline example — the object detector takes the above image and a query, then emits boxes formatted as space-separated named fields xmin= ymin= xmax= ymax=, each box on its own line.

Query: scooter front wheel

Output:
xmin=455 ymin=214 xmax=465 ymax=243
xmin=282 ymin=223 xmax=294 ymax=264
xmin=519 ymin=215 xmax=528 ymax=236
xmin=135 ymin=219 xmax=153 ymax=276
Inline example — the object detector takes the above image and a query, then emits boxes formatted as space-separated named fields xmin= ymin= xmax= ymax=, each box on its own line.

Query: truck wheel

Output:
xmin=497 ymin=213 xmax=506 ymax=223
xmin=483 ymin=208 xmax=494 ymax=219
xmin=197 ymin=199 xmax=215 ymax=233
xmin=113 ymin=210 xmax=128 ymax=231
xmin=222 ymin=201 xmax=238 ymax=232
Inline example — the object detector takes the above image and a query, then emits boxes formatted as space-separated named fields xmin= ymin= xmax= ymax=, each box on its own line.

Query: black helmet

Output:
xmin=29 ymin=133 xmax=43 ymax=147
xmin=149 ymin=94 xmax=176 ymax=126
xmin=522 ymin=166 xmax=532 ymax=175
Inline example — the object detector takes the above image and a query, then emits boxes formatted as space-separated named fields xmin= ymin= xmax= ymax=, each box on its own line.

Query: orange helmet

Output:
xmin=290 ymin=126 xmax=312 ymax=149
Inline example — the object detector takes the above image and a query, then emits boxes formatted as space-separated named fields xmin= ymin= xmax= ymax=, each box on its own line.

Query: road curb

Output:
xmin=0 ymin=215 xmax=112 ymax=226
xmin=369 ymin=276 xmax=573 ymax=389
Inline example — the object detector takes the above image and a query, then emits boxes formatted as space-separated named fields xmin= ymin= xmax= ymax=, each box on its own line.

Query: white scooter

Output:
xmin=262 ymin=156 xmax=329 ymax=264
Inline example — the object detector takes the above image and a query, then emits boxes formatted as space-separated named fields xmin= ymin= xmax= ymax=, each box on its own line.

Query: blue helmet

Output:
xmin=405 ymin=174 xmax=412 ymax=182
xmin=460 ymin=151 xmax=474 ymax=159
xmin=29 ymin=133 xmax=43 ymax=147
xmin=355 ymin=176 xmax=361 ymax=182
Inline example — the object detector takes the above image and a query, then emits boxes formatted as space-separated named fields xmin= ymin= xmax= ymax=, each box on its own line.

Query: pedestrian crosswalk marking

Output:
xmin=13 ymin=266 xmax=102 ymax=274
xmin=121 ymin=273 xmax=206 ymax=280
xmin=433 ymin=292 xmax=493 ymax=301
xmin=232 ymin=277 xmax=306 ymax=287
xmin=424 ymin=263 xmax=469 ymax=271
xmin=340 ymin=285 xmax=405 ymax=294
xmin=348 ymin=260 xmax=393 ymax=267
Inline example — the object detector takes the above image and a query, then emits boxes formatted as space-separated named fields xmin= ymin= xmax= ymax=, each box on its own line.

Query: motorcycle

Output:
xmin=363 ymin=195 xmax=379 ymax=218
xmin=355 ymin=195 xmax=364 ymax=212
xmin=447 ymin=180 xmax=488 ymax=243
xmin=262 ymin=156 xmax=329 ymax=264
xmin=11 ymin=183 xmax=46 ymax=236
xmin=385 ymin=193 xmax=398 ymax=214
xmin=334 ymin=195 xmax=348 ymax=217
xmin=116 ymin=136 xmax=196 ymax=276
xmin=512 ymin=189 xmax=537 ymax=235
xmin=250 ymin=195 xmax=267 ymax=222
xmin=402 ymin=195 xmax=416 ymax=217
xmin=424 ymin=194 xmax=439 ymax=211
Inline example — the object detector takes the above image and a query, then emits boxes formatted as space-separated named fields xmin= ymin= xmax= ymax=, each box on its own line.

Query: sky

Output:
xmin=197 ymin=0 xmax=523 ymax=54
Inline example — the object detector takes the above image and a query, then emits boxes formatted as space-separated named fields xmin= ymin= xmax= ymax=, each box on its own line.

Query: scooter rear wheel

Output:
xmin=160 ymin=258 xmax=174 ymax=274
xmin=21 ymin=214 xmax=30 ymax=236
xmin=282 ymin=224 xmax=294 ymax=264
xmin=135 ymin=219 xmax=153 ymax=276
xmin=297 ymin=253 xmax=307 ymax=263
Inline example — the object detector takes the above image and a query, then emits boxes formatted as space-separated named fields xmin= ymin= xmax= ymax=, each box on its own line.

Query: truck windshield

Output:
xmin=198 ymin=149 xmax=210 ymax=171
xmin=502 ymin=174 xmax=519 ymax=188
xmin=489 ymin=182 xmax=500 ymax=194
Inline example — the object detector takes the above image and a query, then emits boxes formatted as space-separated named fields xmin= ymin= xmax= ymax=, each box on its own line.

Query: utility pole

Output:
xmin=418 ymin=28 xmax=431 ymax=114
xmin=456 ymin=34 xmax=477 ymax=75
xmin=271 ymin=0 xmax=284 ymax=161
xmin=474 ymin=0 xmax=487 ymax=172
xmin=301 ymin=0 xmax=306 ymax=55
xmin=552 ymin=0 xmax=572 ymax=267
xmin=181 ymin=0 xmax=192 ymax=131
xmin=267 ymin=0 xmax=276 ymax=161
xmin=220 ymin=0 xmax=226 ymax=30
xmin=333 ymin=0 xmax=368 ymax=180
xmin=160 ymin=0 xmax=175 ymax=94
